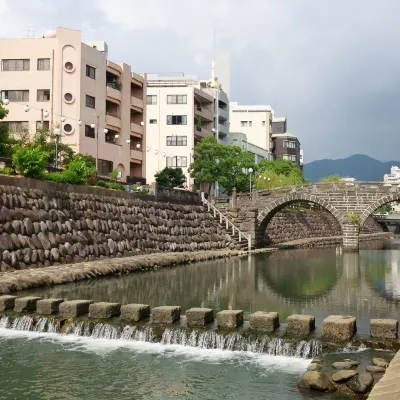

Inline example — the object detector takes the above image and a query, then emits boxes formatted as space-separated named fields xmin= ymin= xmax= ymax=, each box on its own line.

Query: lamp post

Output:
xmin=248 ymin=167 xmax=253 ymax=195
xmin=53 ymin=128 xmax=61 ymax=169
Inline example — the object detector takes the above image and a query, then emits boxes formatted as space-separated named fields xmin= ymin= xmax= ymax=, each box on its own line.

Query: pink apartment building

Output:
xmin=0 ymin=27 xmax=146 ymax=182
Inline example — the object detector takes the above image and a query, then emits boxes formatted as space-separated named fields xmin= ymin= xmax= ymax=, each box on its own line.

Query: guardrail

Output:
xmin=201 ymin=192 xmax=252 ymax=252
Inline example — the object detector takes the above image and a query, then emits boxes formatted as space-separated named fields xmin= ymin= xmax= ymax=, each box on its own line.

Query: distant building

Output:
xmin=228 ymin=132 xmax=271 ymax=163
xmin=271 ymin=132 xmax=301 ymax=169
xmin=271 ymin=116 xmax=287 ymax=134
xmin=384 ymin=166 xmax=400 ymax=183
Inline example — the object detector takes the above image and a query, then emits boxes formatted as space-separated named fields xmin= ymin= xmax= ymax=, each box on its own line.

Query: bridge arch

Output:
xmin=360 ymin=192 xmax=400 ymax=228
xmin=255 ymin=193 xmax=343 ymax=247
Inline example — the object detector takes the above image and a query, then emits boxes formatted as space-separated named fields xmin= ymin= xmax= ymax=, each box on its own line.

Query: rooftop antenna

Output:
xmin=23 ymin=24 xmax=36 ymax=38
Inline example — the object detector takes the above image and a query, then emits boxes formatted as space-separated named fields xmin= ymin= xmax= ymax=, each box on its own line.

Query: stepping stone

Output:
xmin=186 ymin=308 xmax=214 ymax=326
xmin=286 ymin=314 xmax=315 ymax=336
xmin=372 ymin=358 xmax=389 ymax=368
xmin=14 ymin=296 xmax=41 ymax=312
xmin=332 ymin=370 xmax=358 ymax=383
xmin=120 ymin=304 xmax=150 ymax=322
xmin=151 ymin=306 xmax=181 ymax=324
xmin=0 ymin=295 xmax=17 ymax=311
xmin=59 ymin=300 xmax=94 ymax=318
xmin=249 ymin=311 xmax=279 ymax=333
xmin=89 ymin=302 xmax=121 ymax=319
xmin=366 ymin=365 xmax=385 ymax=373
xmin=37 ymin=298 xmax=64 ymax=315
xmin=332 ymin=361 xmax=360 ymax=370
xmin=370 ymin=319 xmax=398 ymax=339
xmin=322 ymin=315 xmax=356 ymax=342
xmin=216 ymin=310 xmax=243 ymax=329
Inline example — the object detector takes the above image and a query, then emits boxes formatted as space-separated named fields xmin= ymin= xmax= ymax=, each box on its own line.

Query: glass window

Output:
xmin=1 ymin=90 xmax=29 ymax=102
xmin=166 ymin=136 xmax=187 ymax=146
xmin=86 ymin=95 xmax=96 ymax=108
xmin=85 ymin=124 xmax=95 ymax=138
xmin=166 ymin=156 xmax=187 ymax=168
xmin=98 ymin=159 xmax=113 ymax=175
xmin=36 ymin=121 xmax=49 ymax=131
xmin=146 ymin=95 xmax=157 ymax=105
xmin=167 ymin=95 xmax=187 ymax=104
xmin=262 ymin=121 xmax=266 ymax=126
xmin=149 ymin=119 xmax=157 ymax=124
xmin=3 ymin=121 xmax=29 ymax=132
xmin=2 ymin=59 xmax=30 ymax=71
xmin=240 ymin=121 xmax=248 ymax=127
xmin=167 ymin=115 xmax=187 ymax=125
xmin=249 ymin=121 xmax=252 ymax=127
xmin=86 ymin=65 xmax=96 ymax=79
xmin=37 ymin=89 xmax=50 ymax=102
xmin=283 ymin=154 xmax=296 ymax=162
xmin=283 ymin=141 xmax=296 ymax=149
xmin=37 ymin=58 xmax=50 ymax=71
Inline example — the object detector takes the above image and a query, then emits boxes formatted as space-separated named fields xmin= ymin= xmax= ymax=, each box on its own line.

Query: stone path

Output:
xmin=368 ymin=350 xmax=400 ymax=399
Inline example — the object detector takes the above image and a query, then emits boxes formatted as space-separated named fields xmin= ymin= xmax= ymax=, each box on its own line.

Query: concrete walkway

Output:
xmin=368 ymin=350 xmax=400 ymax=399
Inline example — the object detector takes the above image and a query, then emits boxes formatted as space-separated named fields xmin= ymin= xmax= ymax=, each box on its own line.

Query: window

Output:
xmin=167 ymin=95 xmax=187 ymax=104
xmin=98 ymin=159 xmax=113 ymax=175
xmin=167 ymin=136 xmax=187 ymax=146
xmin=167 ymin=115 xmax=187 ymax=125
xmin=283 ymin=141 xmax=296 ymax=149
xmin=1 ymin=90 xmax=29 ymax=102
xmin=249 ymin=121 xmax=252 ymax=127
xmin=63 ymin=124 xmax=72 ymax=133
xmin=37 ymin=58 xmax=50 ymax=71
xmin=86 ymin=95 xmax=95 ymax=108
xmin=36 ymin=121 xmax=49 ymax=131
xmin=37 ymin=89 xmax=50 ymax=102
xmin=147 ymin=95 xmax=157 ymax=105
xmin=262 ymin=121 xmax=266 ymax=127
xmin=64 ymin=93 xmax=73 ymax=102
xmin=2 ymin=59 xmax=30 ymax=71
xmin=166 ymin=156 xmax=187 ymax=168
xmin=149 ymin=119 xmax=157 ymax=124
xmin=240 ymin=121 xmax=248 ymax=127
xmin=85 ymin=124 xmax=95 ymax=138
xmin=64 ymin=62 xmax=73 ymax=71
xmin=86 ymin=65 xmax=96 ymax=79
xmin=3 ymin=121 xmax=29 ymax=132
xmin=283 ymin=155 xmax=297 ymax=162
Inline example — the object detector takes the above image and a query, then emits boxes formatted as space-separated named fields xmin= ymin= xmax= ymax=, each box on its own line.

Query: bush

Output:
xmin=73 ymin=153 xmax=96 ymax=169
xmin=96 ymin=180 xmax=107 ymax=188
xmin=12 ymin=146 xmax=49 ymax=179
xmin=85 ymin=167 xmax=98 ymax=186
xmin=106 ymin=181 xmax=126 ymax=191
xmin=46 ymin=172 xmax=67 ymax=183
xmin=0 ymin=167 xmax=14 ymax=176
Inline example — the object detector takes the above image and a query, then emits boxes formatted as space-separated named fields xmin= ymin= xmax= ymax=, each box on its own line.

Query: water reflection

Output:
xmin=24 ymin=238 xmax=400 ymax=334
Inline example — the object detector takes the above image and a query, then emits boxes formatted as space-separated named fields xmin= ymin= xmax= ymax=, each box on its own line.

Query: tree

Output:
xmin=0 ymin=100 xmax=18 ymax=157
xmin=155 ymin=167 xmax=186 ymax=188
xmin=320 ymin=174 xmax=342 ymax=182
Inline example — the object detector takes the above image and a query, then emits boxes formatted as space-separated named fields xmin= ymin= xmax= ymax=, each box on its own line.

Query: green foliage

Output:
xmin=73 ymin=153 xmax=96 ymax=169
xmin=0 ymin=167 xmax=14 ymax=175
xmin=258 ymin=157 xmax=302 ymax=178
xmin=108 ymin=169 xmax=120 ymax=183
xmin=155 ymin=167 xmax=186 ymax=188
xmin=0 ymin=100 xmax=18 ymax=157
xmin=189 ymin=136 xmax=257 ymax=194
xmin=96 ymin=180 xmax=107 ymax=188
xmin=12 ymin=146 xmax=49 ymax=179
xmin=85 ymin=168 xmax=98 ymax=186
xmin=348 ymin=212 xmax=361 ymax=226
xmin=46 ymin=158 xmax=89 ymax=185
xmin=376 ymin=203 xmax=392 ymax=214
xmin=319 ymin=174 xmax=342 ymax=182
xmin=105 ymin=181 xmax=126 ymax=191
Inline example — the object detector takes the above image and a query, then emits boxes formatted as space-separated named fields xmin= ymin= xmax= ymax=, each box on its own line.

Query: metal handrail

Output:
xmin=201 ymin=193 xmax=252 ymax=252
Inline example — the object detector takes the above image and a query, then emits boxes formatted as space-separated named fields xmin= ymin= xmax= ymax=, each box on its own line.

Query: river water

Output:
xmin=1 ymin=238 xmax=400 ymax=399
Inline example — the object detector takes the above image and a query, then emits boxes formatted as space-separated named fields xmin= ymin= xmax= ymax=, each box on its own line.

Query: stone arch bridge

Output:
xmin=224 ymin=181 xmax=400 ymax=251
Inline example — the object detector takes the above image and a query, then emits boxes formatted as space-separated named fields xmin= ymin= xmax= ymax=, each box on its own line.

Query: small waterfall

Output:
xmin=91 ymin=324 xmax=120 ymax=340
xmin=161 ymin=329 xmax=322 ymax=358
xmin=34 ymin=317 xmax=48 ymax=332
xmin=120 ymin=325 xmax=136 ymax=340
xmin=0 ymin=316 xmax=9 ymax=328
xmin=65 ymin=321 xmax=92 ymax=336
xmin=12 ymin=316 xmax=34 ymax=331
xmin=132 ymin=326 xmax=155 ymax=342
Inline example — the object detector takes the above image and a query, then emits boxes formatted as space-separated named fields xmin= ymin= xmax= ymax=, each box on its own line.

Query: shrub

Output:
xmin=0 ymin=167 xmax=14 ymax=175
xmin=85 ymin=167 xmax=98 ymax=186
xmin=108 ymin=169 xmax=120 ymax=182
xmin=96 ymin=180 xmax=107 ymax=188
xmin=12 ymin=146 xmax=49 ymax=179
xmin=73 ymin=153 xmax=96 ymax=169
xmin=46 ymin=172 xmax=67 ymax=183
xmin=106 ymin=181 xmax=126 ymax=191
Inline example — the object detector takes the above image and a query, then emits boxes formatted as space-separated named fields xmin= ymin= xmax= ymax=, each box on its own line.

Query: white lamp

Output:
xmin=212 ymin=128 xmax=216 ymax=132
xmin=115 ymin=134 xmax=119 ymax=139
xmin=126 ymin=139 xmax=131 ymax=144
xmin=146 ymin=147 xmax=150 ymax=152
xmin=249 ymin=168 xmax=253 ymax=173
xmin=43 ymin=110 xmax=49 ymax=118
xmin=3 ymin=99 xmax=9 ymax=106
xmin=61 ymin=116 xmax=66 ymax=122
xmin=77 ymin=120 xmax=82 ymax=126
xmin=90 ymin=123 xmax=96 ymax=129
xmin=24 ymin=105 xmax=30 ymax=112
xmin=53 ymin=128 xmax=61 ymax=136
xmin=140 ymin=121 xmax=144 ymax=126
xmin=103 ymin=129 xmax=108 ymax=134
xmin=136 ymin=143 xmax=141 ymax=149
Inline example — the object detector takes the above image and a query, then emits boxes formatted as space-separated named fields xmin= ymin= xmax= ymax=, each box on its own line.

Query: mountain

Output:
xmin=304 ymin=154 xmax=400 ymax=182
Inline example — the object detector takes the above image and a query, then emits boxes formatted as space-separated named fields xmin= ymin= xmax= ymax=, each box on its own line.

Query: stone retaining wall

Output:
xmin=0 ymin=176 xmax=237 ymax=272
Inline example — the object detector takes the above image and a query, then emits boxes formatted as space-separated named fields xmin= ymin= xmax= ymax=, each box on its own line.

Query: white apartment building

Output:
xmin=145 ymin=74 xmax=229 ymax=186
xmin=384 ymin=166 xmax=400 ymax=183
xmin=229 ymin=103 xmax=274 ymax=152
xmin=228 ymin=132 xmax=270 ymax=163
xmin=0 ymin=27 xmax=146 ymax=182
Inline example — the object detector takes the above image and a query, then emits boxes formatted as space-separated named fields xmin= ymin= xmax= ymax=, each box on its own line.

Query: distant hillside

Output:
xmin=304 ymin=154 xmax=400 ymax=182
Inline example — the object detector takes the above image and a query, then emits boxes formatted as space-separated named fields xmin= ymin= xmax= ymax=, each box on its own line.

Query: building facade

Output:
xmin=229 ymin=132 xmax=270 ymax=163
xmin=145 ymin=74 xmax=230 ymax=186
xmin=229 ymin=103 xmax=273 ymax=152
xmin=0 ymin=27 xmax=146 ymax=182
xmin=271 ymin=132 xmax=301 ymax=168
xmin=384 ymin=166 xmax=400 ymax=183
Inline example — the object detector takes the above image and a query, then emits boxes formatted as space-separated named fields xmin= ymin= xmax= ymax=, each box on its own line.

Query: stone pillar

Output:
xmin=151 ymin=182 xmax=158 ymax=199
xmin=231 ymin=187 xmax=237 ymax=209
xmin=342 ymin=222 xmax=360 ymax=252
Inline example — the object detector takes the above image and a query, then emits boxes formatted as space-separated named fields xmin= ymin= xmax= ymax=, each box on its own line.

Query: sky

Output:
xmin=1 ymin=0 xmax=400 ymax=163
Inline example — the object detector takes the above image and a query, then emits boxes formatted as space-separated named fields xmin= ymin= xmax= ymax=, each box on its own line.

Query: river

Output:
xmin=1 ymin=238 xmax=400 ymax=399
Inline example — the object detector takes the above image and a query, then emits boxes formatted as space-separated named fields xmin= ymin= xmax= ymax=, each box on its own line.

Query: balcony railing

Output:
xmin=131 ymin=122 xmax=144 ymax=136
xmin=130 ymin=149 xmax=143 ymax=161
xmin=130 ymin=96 xmax=144 ymax=110
xmin=107 ymin=81 xmax=122 ymax=90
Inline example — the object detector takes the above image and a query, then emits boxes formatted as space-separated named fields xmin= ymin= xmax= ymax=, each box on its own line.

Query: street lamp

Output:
xmin=53 ymin=128 xmax=61 ymax=169
xmin=248 ymin=167 xmax=254 ymax=195
xmin=3 ymin=99 xmax=9 ymax=106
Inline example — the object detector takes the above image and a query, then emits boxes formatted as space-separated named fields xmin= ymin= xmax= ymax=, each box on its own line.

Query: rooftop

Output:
xmin=271 ymin=132 xmax=298 ymax=139
xmin=272 ymin=117 xmax=287 ymax=123
xmin=230 ymin=102 xmax=272 ymax=112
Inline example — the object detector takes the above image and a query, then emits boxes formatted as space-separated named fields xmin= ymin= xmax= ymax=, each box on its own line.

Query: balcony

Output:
xmin=131 ymin=72 xmax=144 ymax=87
xmin=107 ymin=85 xmax=121 ymax=102
xmin=218 ymin=123 xmax=229 ymax=137
xmin=218 ymin=107 xmax=229 ymax=120
xmin=195 ymin=106 xmax=213 ymax=122
xmin=194 ymin=126 xmax=213 ymax=138
xmin=107 ymin=60 xmax=122 ymax=75
xmin=130 ymin=149 xmax=143 ymax=161
xmin=106 ymin=113 xmax=121 ymax=129
xmin=131 ymin=122 xmax=144 ymax=136
xmin=131 ymin=96 xmax=144 ymax=111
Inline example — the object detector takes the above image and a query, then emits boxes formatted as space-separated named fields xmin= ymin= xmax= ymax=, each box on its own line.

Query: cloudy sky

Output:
xmin=1 ymin=0 xmax=400 ymax=163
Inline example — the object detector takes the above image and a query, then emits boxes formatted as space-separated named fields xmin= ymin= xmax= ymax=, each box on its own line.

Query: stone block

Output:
xmin=186 ymin=308 xmax=214 ymax=326
xmin=121 ymin=304 xmax=150 ymax=322
xmin=151 ymin=306 xmax=181 ymax=324
xmin=0 ymin=295 xmax=17 ymax=311
xmin=36 ymin=298 xmax=64 ymax=315
xmin=249 ymin=311 xmax=279 ymax=333
xmin=370 ymin=319 xmax=398 ymax=339
xmin=89 ymin=302 xmax=121 ymax=319
xmin=286 ymin=314 xmax=315 ymax=336
xmin=322 ymin=315 xmax=356 ymax=342
xmin=217 ymin=310 xmax=244 ymax=329
xmin=14 ymin=296 xmax=41 ymax=312
xmin=59 ymin=300 xmax=94 ymax=318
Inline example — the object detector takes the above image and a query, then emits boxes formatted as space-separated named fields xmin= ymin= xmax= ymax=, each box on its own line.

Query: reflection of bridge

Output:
xmin=230 ymin=181 xmax=400 ymax=251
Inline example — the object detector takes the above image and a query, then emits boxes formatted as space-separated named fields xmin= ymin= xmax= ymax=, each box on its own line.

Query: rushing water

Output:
xmin=1 ymin=238 xmax=399 ymax=399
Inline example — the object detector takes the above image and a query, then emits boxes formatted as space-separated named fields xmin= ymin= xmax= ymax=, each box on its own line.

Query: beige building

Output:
xmin=229 ymin=103 xmax=274 ymax=152
xmin=145 ymin=74 xmax=229 ymax=186
xmin=0 ymin=27 xmax=146 ymax=182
